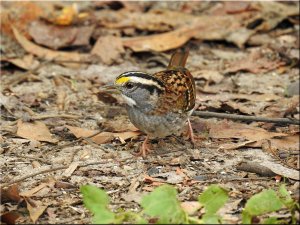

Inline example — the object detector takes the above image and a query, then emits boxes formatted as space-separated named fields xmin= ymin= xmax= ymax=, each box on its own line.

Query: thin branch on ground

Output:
xmin=192 ymin=111 xmax=300 ymax=125
xmin=1 ymin=157 xmax=135 ymax=188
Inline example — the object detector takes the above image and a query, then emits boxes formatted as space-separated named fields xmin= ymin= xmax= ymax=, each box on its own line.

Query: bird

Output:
xmin=112 ymin=50 xmax=196 ymax=157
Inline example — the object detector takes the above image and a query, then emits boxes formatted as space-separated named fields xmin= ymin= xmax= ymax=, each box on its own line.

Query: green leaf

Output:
xmin=202 ymin=214 xmax=221 ymax=224
xmin=198 ymin=184 xmax=229 ymax=215
xmin=141 ymin=184 xmax=187 ymax=224
xmin=92 ymin=208 xmax=116 ymax=224
xmin=244 ymin=189 xmax=283 ymax=216
xmin=262 ymin=217 xmax=281 ymax=224
xmin=242 ymin=210 xmax=252 ymax=224
xmin=80 ymin=185 xmax=115 ymax=224
xmin=278 ymin=184 xmax=294 ymax=208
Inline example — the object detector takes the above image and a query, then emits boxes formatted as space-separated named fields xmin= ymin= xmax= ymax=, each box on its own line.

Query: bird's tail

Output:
xmin=167 ymin=49 xmax=189 ymax=68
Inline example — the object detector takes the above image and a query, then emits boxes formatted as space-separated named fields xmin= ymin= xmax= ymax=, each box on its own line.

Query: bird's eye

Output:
xmin=125 ymin=82 xmax=134 ymax=89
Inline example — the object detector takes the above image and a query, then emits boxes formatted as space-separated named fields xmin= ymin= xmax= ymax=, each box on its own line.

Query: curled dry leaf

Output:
xmin=66 ymin=125 xmax=113 ymax=144
xmin=65 ymin=125 xmax=140 ymax=145
xmin=91 ymin=35 xmax=125 ymax=65
xmin=1 ymin=54 xmax=40 ymax=70
xmin=98 ymin=9 xmax=196 ymax=32
xmin=17 ymin=120 xmax=58 ymax=143
xmin=62 ymin=162 xmax=80 ymax=178
xmin=225 ymin=48 xmax=286 ymax=74
xmin=181 ymin=201 xmax=201 ymax=215
xmin=28 ymin=20 xmax=94 ymax=50
xmin=25 ymin=198 xmax=48 ymax=223
xmin=248 ymin=134 xmax=300 ymax=151
xmin=12 ymin=27 xmax=91 ymax=63
xmin=1 ymin=184 xmax=22 ymax=203
xmin=122 ymin=26 xmax=195 ymax=52
xmin=0 ymin=1 xmax=44 ymax=38
xmin=0 ymin=211 xmax=22 ymax=225
xmin=208 ymin=120 xmax=287 ymax=141
xmin=20 ymin=179 xmax=56 ymax=197
xmin=102 ymin=116 xmax=139 ymax=132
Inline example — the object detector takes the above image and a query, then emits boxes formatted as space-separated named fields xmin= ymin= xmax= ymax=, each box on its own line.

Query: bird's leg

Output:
xmin=187 ymin=118 xmax=195 ymax=145
xmin=133 ymin=135 xmax=152 ymax=158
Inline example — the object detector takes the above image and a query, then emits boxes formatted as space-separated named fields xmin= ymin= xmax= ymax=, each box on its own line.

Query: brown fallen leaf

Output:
xmin=12 ymin=27 xmax=91 ymax=64
xmin=62 ymin=162 xmax=79 ymax=177
xmin=20 ymin=179 xmax=55 ymax=197
xmin=181 ymin=201 xmax=202 ymax=215
xmin=98 ymin=9 xmax=196 ymax=32
xmin=248 ymin=134 xmax=300 ymax=151
xmin=102 ymin=116 xmax=139 ymax=132
xmin=1 ymin=211 xmax=22 ymax=224
xmin=1 ymin=184 xmax=22 ymax=203
xmin=91 ymin=35 xmax=125 ymax=65
xmin=208 ymin=120 xmax=287 ymax=141
xmin=122 ymin=25 xmax=196 ymax=52
xmin=66 ymin=125 xmax=140 ymax=145
xmin=0 ymin=2 xmax=45 ymax=38
xmin=225 ymin=47 xmax=286 ymax=74
xmin=1 ymin=54 xmax=40 ymax=70
xmin=17 ymin=120 xmax=58 ymax=143
xmin=25 ymin=198 xmax=48 ymax=223
xmin=116 ymin=131 xmax=141 ymax=144
xmin=28 ymin=20 xmax=94 ymax=50
xmin=66 ymin=125 xmax=113 ymax=144
xmin=66 ymin=125 xmax=101 ymax=137
xmin=53 ymin=76 xmax=68 ymax=111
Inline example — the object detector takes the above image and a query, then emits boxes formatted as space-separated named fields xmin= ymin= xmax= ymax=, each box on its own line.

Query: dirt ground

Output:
xmin=0 ymin=1 xmax=299 ymax=224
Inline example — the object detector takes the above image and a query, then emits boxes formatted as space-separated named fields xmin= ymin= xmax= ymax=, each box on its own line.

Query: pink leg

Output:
xmin=187 ymin=118 xmax=195 ymax=145
xmin=133 ymin=135 xmax=152 ymax=158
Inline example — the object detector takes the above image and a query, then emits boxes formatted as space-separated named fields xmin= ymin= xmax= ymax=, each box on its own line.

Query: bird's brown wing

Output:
xmin=152 ymin=68 xmax=196 ymax=115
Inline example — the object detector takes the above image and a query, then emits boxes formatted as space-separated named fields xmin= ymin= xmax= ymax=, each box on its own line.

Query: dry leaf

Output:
xmin=66 ymin=125 xmax=140 ymax=144
xmin=0 ymin=211 xmax=21 ymax=224
xmin=122 ymin=26 xmax=195 ymax=52
xmin=12 ymin=27 xmax=91 ymax=64
xmin=102 ymin=117 xmax=139 ymax=132
xmin=62 ymin=162 xmax=79 ymax=177
xmin=66 ymin=125 xmax=114 ymax=144
xmin=0 ymin=2 xmax=44 ymax=38
xmin=66 ymin=125 xmax=99 ymax=137
xmin=28 ymin=20 xmax=94 ymax=50
xmin=17 ymin=120 xmax=58 ymax=143
xmin=208 ymin=121 xmax=287 ymax=141
xmin=115 ymin=131 xmax=141 ymax=144
xmin=181 ymin=201 xmax=201 ymax=215
xmin=248 ymin=134 xmax=300 ymax=151
xmin=225 ymin=47 xmax=286 ymax=74
xmin=1 ymin=54 xmax=40 ymax=70
xmin=25 ymin=198 xmax=48 ymax=223
xmin=20 ymin=179 xmax=55 ymax=197
xmin=91 ymin=35 xmax=125 ymax=65
xmin=1 ymin=184 xmax=22 ymax=203
xmin=98 ymin=9 xmax=196 ymax=32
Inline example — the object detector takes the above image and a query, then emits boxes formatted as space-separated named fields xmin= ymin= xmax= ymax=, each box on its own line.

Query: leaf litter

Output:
xmin=0 ymin=1 xmax=299 ymax=224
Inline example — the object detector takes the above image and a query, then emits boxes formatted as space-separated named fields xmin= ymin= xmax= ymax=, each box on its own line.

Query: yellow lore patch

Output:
xmin=115 ymin=76 xmax=130 ymax=85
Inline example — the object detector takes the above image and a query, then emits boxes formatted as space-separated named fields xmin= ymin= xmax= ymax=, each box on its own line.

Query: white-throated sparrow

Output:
xmin=112 ymin=50 xmax=196 ymax=157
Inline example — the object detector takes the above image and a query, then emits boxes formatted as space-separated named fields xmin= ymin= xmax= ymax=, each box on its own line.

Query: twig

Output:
xmin=192 ymin=111 xmax=300 ymax=125
xmin=1 ymin=165 xmax=68 ymax=188
xmin=15 ymin=154 xmax=51 ymax=164
xmin=32 ymin=114 xmax=81 ymax=120
xmin=1 ymin=157 xmax=134 ymax=188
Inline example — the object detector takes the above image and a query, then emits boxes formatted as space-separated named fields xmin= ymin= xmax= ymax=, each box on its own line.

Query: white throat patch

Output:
xmin=121 ymin=94 xmax=136 ymax=106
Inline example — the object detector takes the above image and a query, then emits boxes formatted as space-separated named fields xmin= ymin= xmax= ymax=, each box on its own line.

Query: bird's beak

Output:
xmin=99 ymin=84 xmax=120 ymax=94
